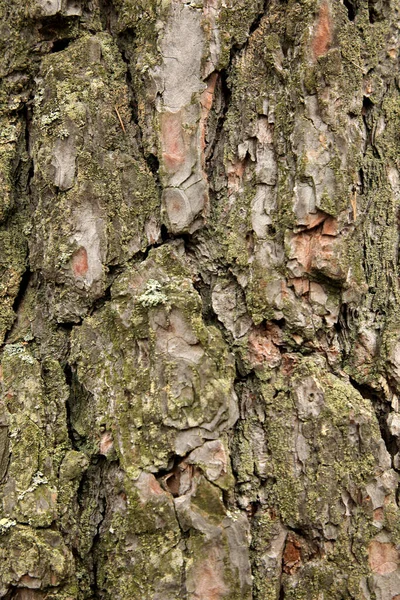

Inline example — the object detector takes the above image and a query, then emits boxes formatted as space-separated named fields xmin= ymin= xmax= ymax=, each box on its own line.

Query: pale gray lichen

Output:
xmin=138 ymin=279 xmax=168 ymax=307
xmin=0 ymin=518 xmax=16 ymax=535
xmin=3 ymin=343 xmax=34 ymax=364
xmin=18 ymin=471 xmax=49 ymax=500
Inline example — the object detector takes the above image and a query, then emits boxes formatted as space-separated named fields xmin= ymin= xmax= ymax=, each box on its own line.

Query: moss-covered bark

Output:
xmin=1 ymin=0 xmax=400 ymax=598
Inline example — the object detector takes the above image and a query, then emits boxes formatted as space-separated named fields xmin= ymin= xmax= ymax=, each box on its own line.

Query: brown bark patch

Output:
xmin=99 ymin=431 xmax=113 ymax=455
xmin=291 ymin=225 xmax=343 ymax=280
xmin=200 ymin=72 xmax=218 ymax=155
xmin=283 ymin=534 xmax=302 ymax=574
xmin=161 ymin=111 xmax=185 ymax=172
xmin=191 ymin=546 xmax=228 ymax=600
xmin=248 ymin=325 xmax=281 ymax=368
xmin=373 ymin=508 xmax=384 ymax=523
xmin=282 ymin=354 xmax=298 ymax=376
xmin=227 ymin=159 xmax=247 ymax=194
xmin=368 ymin=540 xmax=400 ymax=575
xmin=322 ymin=216 xmax=338 ymax=236
xmin=291 ymin=277 xmax=310 ymax=296
xmin=312 ymin=2 xmax=332 ymax=59
xmin=13 ymin=591 xmax=45 ymax=600
xmin=72 ymin=246 xmax=88 ymax=277
xmin=17 ymin=574 xmax=42 ymax=590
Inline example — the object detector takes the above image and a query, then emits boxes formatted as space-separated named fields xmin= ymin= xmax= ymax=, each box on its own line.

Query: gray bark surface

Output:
xmin=1 ymin=0 xmax=400 ymax=598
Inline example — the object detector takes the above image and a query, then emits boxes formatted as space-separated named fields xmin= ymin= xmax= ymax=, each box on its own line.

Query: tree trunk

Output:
xmin=1 ymin=0 xmax=400 ymax=598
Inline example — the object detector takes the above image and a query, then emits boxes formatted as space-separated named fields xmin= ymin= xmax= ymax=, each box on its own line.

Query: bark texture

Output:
xmin=1 ymin=0 xmax=400 ymax=598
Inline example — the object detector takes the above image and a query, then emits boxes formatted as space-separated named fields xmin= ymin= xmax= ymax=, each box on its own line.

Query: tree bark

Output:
xmin=1 ymin=0 xmax=400 ymax=598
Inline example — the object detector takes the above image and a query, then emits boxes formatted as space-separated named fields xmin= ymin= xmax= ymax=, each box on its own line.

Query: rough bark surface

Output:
xmin=1 ymin=0 xmax=400 ymax=598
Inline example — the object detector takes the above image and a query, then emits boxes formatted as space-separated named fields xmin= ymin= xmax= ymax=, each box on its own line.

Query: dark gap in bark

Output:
xmin=221 ymin=488 xmax=233 ymax=511
xmin=367 ymin=0 xmax=388 ymax=23
xmin=157 ymin=457 xmax=191 ymax=498
xmin=74 ymin=457 xmax=107 ymax=596
xmin=38 ymin=14 xmax=79 ymax=41
xmin=144 ymin=151 xmax=162 ymax=193
xmin=343 ymin=0 xmax=357 ymax=21
xmin=248 ymin=0 xmax=269 ymax=37
xmin=65 ymin=371 xmax=93 ymax=451
xmin=116 ymin=28 xmax=139 ymax=126
xmin=51 ymin=37 xmax=72 ymax=52
xmin=23 ymin=95 xmax=33 ymax=159
xmin=58 ymin=317 xmax=83 ymax=331
xmin=160 ymin=230 xmax=192 ymax=249
xmin=11 ymin=269 xmax=32 ymax=318
xmin=245 ymin=500 xmax=262 ymax=520
xmin=7 ymin=589 xmax=48 ymax=600
xmin=362 ymin=95 xmax=377 ymax=156
xmin=98 ymin=0 xmax=118 ymax=33
xmin=206 ymin=0 xmax=269 ymax=176
xmin=160 ymin=224 xmax=170 ymax=243
xmin=190 ymin=272 xmax=221 ymax=331
xmin=204 ymin=69 xmax=231 ymax=175
xmin=358 ymin=167 xmax=365 ymax=195
xmin=87 ymin=284 xmax=112 ymax=316
xmin=281 ymin=36 xmax=290 ymax=58
xmin=114 ymin=25 xmax=166 ymax=203
xmin=350 ymin=378 xmax=398 ymax=465
xmin=145 ymin=153 xmax=160 ymax=178
xmin=362 ymin=95 xmax=374 ymax=113
xmin=90 ymin=519 xmax=105 ymax=596
xmin=155 ymin=450 xmax=204 ymax=498
xmin=64 ymin=364 xmax=81 ymax=451
xmin=279 ymin=583 xmax=286 ymax=599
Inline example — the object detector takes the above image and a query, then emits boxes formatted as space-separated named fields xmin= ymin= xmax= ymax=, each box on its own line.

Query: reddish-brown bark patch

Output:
xmin=72 ymin=246 xmax=88 ymax=277
xmin=282 ymin=354 xmax=298 ymax=376
xmin=312 ymin=1 xmax=332 ymax=59
xmin=248 ymin=324 xmax=282 ymax=368
xmin=161 ymin=111 xmax=186 ymax=172
xmin=322 ymin=216 xmax=338 ymax=236
xmin=368 ymin=540 xmax=399 ymax=575
xmin=373 ymin=508 xmax=384 ymax=523
xmin=304 ymin=209 xmax=328 ymax=230
xmin=283 ymin=534 xmax=302 ymax=574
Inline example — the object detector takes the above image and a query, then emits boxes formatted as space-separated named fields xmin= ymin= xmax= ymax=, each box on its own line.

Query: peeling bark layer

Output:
xmin=1 ymin=0 xmax=400 ymax=598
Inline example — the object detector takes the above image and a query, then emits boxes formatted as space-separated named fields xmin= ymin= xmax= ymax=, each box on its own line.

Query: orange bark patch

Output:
xmin=368 ymin=540 xmax=399 ymax=575
xmin=72 ymin=246 xmax=88 ymax=277
xmin=161 ymin=111 xmax=186 ymax=172
xmin=283 ymin=534 xmax=302 ymax=574
xmin=312 ymin=1 xmax=332 ymax=59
